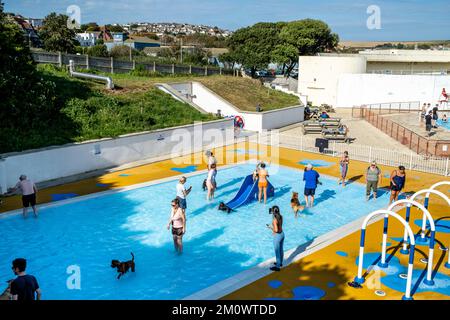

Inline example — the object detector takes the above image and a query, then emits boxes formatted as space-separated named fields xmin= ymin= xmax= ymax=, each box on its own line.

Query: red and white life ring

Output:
xmin=234 ymin=115 xmax=245 ymax=129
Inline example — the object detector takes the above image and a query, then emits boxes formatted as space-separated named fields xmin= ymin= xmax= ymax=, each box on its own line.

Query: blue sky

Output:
xmin=5 ymin=0 xmax=450 ymax=41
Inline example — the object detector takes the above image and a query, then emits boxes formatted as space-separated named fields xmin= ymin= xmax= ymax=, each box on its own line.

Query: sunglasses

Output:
xmin=171 ymin=204 xmax=177 ymax=207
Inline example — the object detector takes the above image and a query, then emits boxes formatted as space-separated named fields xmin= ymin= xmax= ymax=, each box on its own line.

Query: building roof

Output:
xmin=125 ymin=36 xmax=161 ymax=44
xmin=317 ymin=49 xmax=450 ymax=63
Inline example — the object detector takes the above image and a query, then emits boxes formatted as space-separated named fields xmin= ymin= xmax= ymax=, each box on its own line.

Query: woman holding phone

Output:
xmin=267 ymin=206 xmax=284 ymax=271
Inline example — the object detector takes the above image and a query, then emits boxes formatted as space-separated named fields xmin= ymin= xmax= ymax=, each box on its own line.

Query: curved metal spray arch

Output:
xmin=386 ymin=199 xmax=436 ymax=285
xmin=354 ymin=209 xmax=416 ymax=300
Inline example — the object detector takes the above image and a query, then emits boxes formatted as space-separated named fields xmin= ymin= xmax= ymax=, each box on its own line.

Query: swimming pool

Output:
xmin=437 ymin=119 xmax=450 ymax=131
xmin=0 ymin=163 xmax=389 ymax=299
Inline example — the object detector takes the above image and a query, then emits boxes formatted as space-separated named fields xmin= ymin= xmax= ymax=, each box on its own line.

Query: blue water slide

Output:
xmin=225 ymin=174 xmax=275 ymax=210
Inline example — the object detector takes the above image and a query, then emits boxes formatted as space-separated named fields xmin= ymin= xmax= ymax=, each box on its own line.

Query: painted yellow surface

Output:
xmin=1 ymin=142 xmax=449 ymax=300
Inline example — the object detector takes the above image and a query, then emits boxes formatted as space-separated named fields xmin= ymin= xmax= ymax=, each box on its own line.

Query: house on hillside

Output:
xmin=105 ymin=33 xmax=161 ymax=51
xmin=76 ymin=31 xmax=101 ymax=47
xmin=76 ymin=27 xmax=114 ymax=47
xmin=25 ymin=18 xmax=44 ymax=29
xmin=9 ymin=14 xmax=41 ymax=47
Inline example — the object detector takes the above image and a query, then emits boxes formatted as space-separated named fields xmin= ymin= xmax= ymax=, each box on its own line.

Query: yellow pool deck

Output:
xmin=1 ymin=141 xmax=449 ymax=300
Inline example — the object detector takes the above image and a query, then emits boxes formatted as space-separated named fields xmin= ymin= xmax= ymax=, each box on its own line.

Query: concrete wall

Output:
xmin=336 ymin=74 xmax=450 ymax=108
xmin=298 ymin=55 xmax=367 ymax=106
xmin=191 ymin=82 xmax=304 ymax=132
xmin=0 ymin=119 xmax=234 ymax=194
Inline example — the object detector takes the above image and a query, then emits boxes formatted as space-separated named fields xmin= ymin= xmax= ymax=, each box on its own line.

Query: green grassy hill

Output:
xmin=3 ymin=65 xmax=299 ymax=153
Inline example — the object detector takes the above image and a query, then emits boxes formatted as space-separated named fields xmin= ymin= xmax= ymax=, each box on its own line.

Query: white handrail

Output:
xmin=69 ymin=60 xmax=114 ymax=90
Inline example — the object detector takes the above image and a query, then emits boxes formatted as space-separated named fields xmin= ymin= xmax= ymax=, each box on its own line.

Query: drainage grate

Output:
xmin=375 ymin=290 xmax=386 ymax=297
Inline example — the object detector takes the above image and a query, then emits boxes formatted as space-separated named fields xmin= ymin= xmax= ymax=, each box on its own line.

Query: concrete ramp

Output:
xmin=155 ymin=83 xmax=208 ymax=114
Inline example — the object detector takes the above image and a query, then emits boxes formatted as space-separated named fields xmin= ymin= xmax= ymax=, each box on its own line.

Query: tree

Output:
xmin=226 ymin=22 xmax=286 ymax=77
xmin=80 ymin=22 xmax=100 ymax=32
xmin=87 ymin=44 xmax=109 ymax=57
xmin=273 ymin=19 xmax=339 ymax=76
xmin=105 ymin=24 xmax=124 ymax=33
xmin=219 ymin=51 xmax=239 ymax=69
xmin=0 ymin=2 xmax=56 ymax=152
xmin=183 ymin=47 xmax=211 ymax=65
xmin=39 ymin=12 xmax=78 ymax=53
xmin=110 ymin=45 xmax=138 ymax=58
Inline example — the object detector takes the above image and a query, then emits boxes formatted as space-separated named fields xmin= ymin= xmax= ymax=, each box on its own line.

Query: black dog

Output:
xmin=218 ymin=202 xmax=231 ymax=213
xmin=202 ymin=179 xmax=207 ymax=191
xmin=111 ymin=252 xmax=135 ymax=279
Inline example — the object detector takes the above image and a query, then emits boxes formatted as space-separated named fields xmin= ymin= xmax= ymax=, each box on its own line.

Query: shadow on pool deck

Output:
xmin=345 ymin=175 xmax=364 ymax=186
xmin=225 ymin=259 xmax=352 ymax=300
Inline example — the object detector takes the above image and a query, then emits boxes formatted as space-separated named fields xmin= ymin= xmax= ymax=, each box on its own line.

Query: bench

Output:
xmin=302 ymin=119 xmax=341 ymax=134
xmin=321 ymin=127 xmax=350 ymax=142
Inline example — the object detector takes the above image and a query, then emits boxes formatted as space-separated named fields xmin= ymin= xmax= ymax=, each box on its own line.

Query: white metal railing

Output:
xmin=361 ymin=101 xmax=421 ymax=111
xmin=260 ymin=132 xmax=449 ymax=176
xmin=369 ymin=70 xmax=449 ymax=76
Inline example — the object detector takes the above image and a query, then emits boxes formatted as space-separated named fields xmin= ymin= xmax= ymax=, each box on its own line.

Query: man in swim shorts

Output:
xmin=303 ymin=164 xmax=320 ymax=207
xmin=176 ymin=176 xmax=192 ymax=214
xmin=10 ymin=175 xmax=38 ymax=217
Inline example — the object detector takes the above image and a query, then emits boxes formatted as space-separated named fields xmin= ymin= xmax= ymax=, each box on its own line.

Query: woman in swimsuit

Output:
xmin=389 ymin=165 xmax=406 ymax=205
xmin=258 ymin=163 xmax=269 ymax=204
xmin=206 ymin=163 xmax=217 ymax=200
xmin=338 ymin=151 xmax=350 ymax=187
xmin=167 ymin=198 xmax=186 ymax=253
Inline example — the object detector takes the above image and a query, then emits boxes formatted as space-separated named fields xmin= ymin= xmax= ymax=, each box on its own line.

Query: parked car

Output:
xmin=256 ymin=70 xmax=269 ymax=77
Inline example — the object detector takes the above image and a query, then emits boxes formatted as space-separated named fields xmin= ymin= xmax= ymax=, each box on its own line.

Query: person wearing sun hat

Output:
xmin=365 ymin=161 xmax=382 ymax=201
xmin=302 ymin=163 xmax=320 ymax=207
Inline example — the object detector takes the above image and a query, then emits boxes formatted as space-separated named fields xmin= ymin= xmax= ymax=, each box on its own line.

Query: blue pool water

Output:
xmin=0 ymin=163 xmax=389 ymax=300
xmin=437 ymin=119 xmax=450 ymax=131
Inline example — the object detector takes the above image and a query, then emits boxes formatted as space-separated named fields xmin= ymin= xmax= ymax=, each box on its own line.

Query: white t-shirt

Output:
xmin=208 ymin=156 xmax=217 ymax=167
xmin=176 ymin=183 xmax=186 ymax=199
xmin=15 ymin=179 xmax=36 ymax=196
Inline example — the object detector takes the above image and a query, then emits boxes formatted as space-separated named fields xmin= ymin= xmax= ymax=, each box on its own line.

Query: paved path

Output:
xmin=280 ymin=108 xmax=413 ymax=153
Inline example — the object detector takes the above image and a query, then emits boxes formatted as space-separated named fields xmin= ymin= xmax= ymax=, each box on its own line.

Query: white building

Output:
xmin=76 ymin=32 xmax=101 ymax=47
xmin=298 ymin=50 xmax=450 ymax=108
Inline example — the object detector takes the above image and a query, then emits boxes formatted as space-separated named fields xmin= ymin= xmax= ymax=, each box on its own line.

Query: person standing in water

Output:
xmin=303 ymin=164 xmax=320 ymax=207
xmin=267 ymin=206 xmax=284 ymax=272
xmin=206 ymin=163 xmax=217 ymax=201
xmin=257 ymin=163 xmax=269 ymax=204
xmin=389 ymin=166 xmax=406 ymax=205
xmin=338 ymin=151 xmax=350 ymax=187
xmin=206 ymin=150 xmax=217 ymax=170
xmin=176 ymin=176 xmax=192 ymax=215
xmin=365 ymin=161 xmax=382 ymax=201
xmin=167 ymin=198 xmax=186 ymax=253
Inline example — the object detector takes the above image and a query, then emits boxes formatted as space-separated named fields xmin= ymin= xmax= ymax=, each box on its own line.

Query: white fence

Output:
xmin=360 ymin=101 xmax=421 ymax=111
xmin=31 ymin=50 xmax=231 ymax=76
xmin=369 ymin=70 xmax=449 ymax=76
xmin=273 ymin=133 xmax=450 ymax=176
